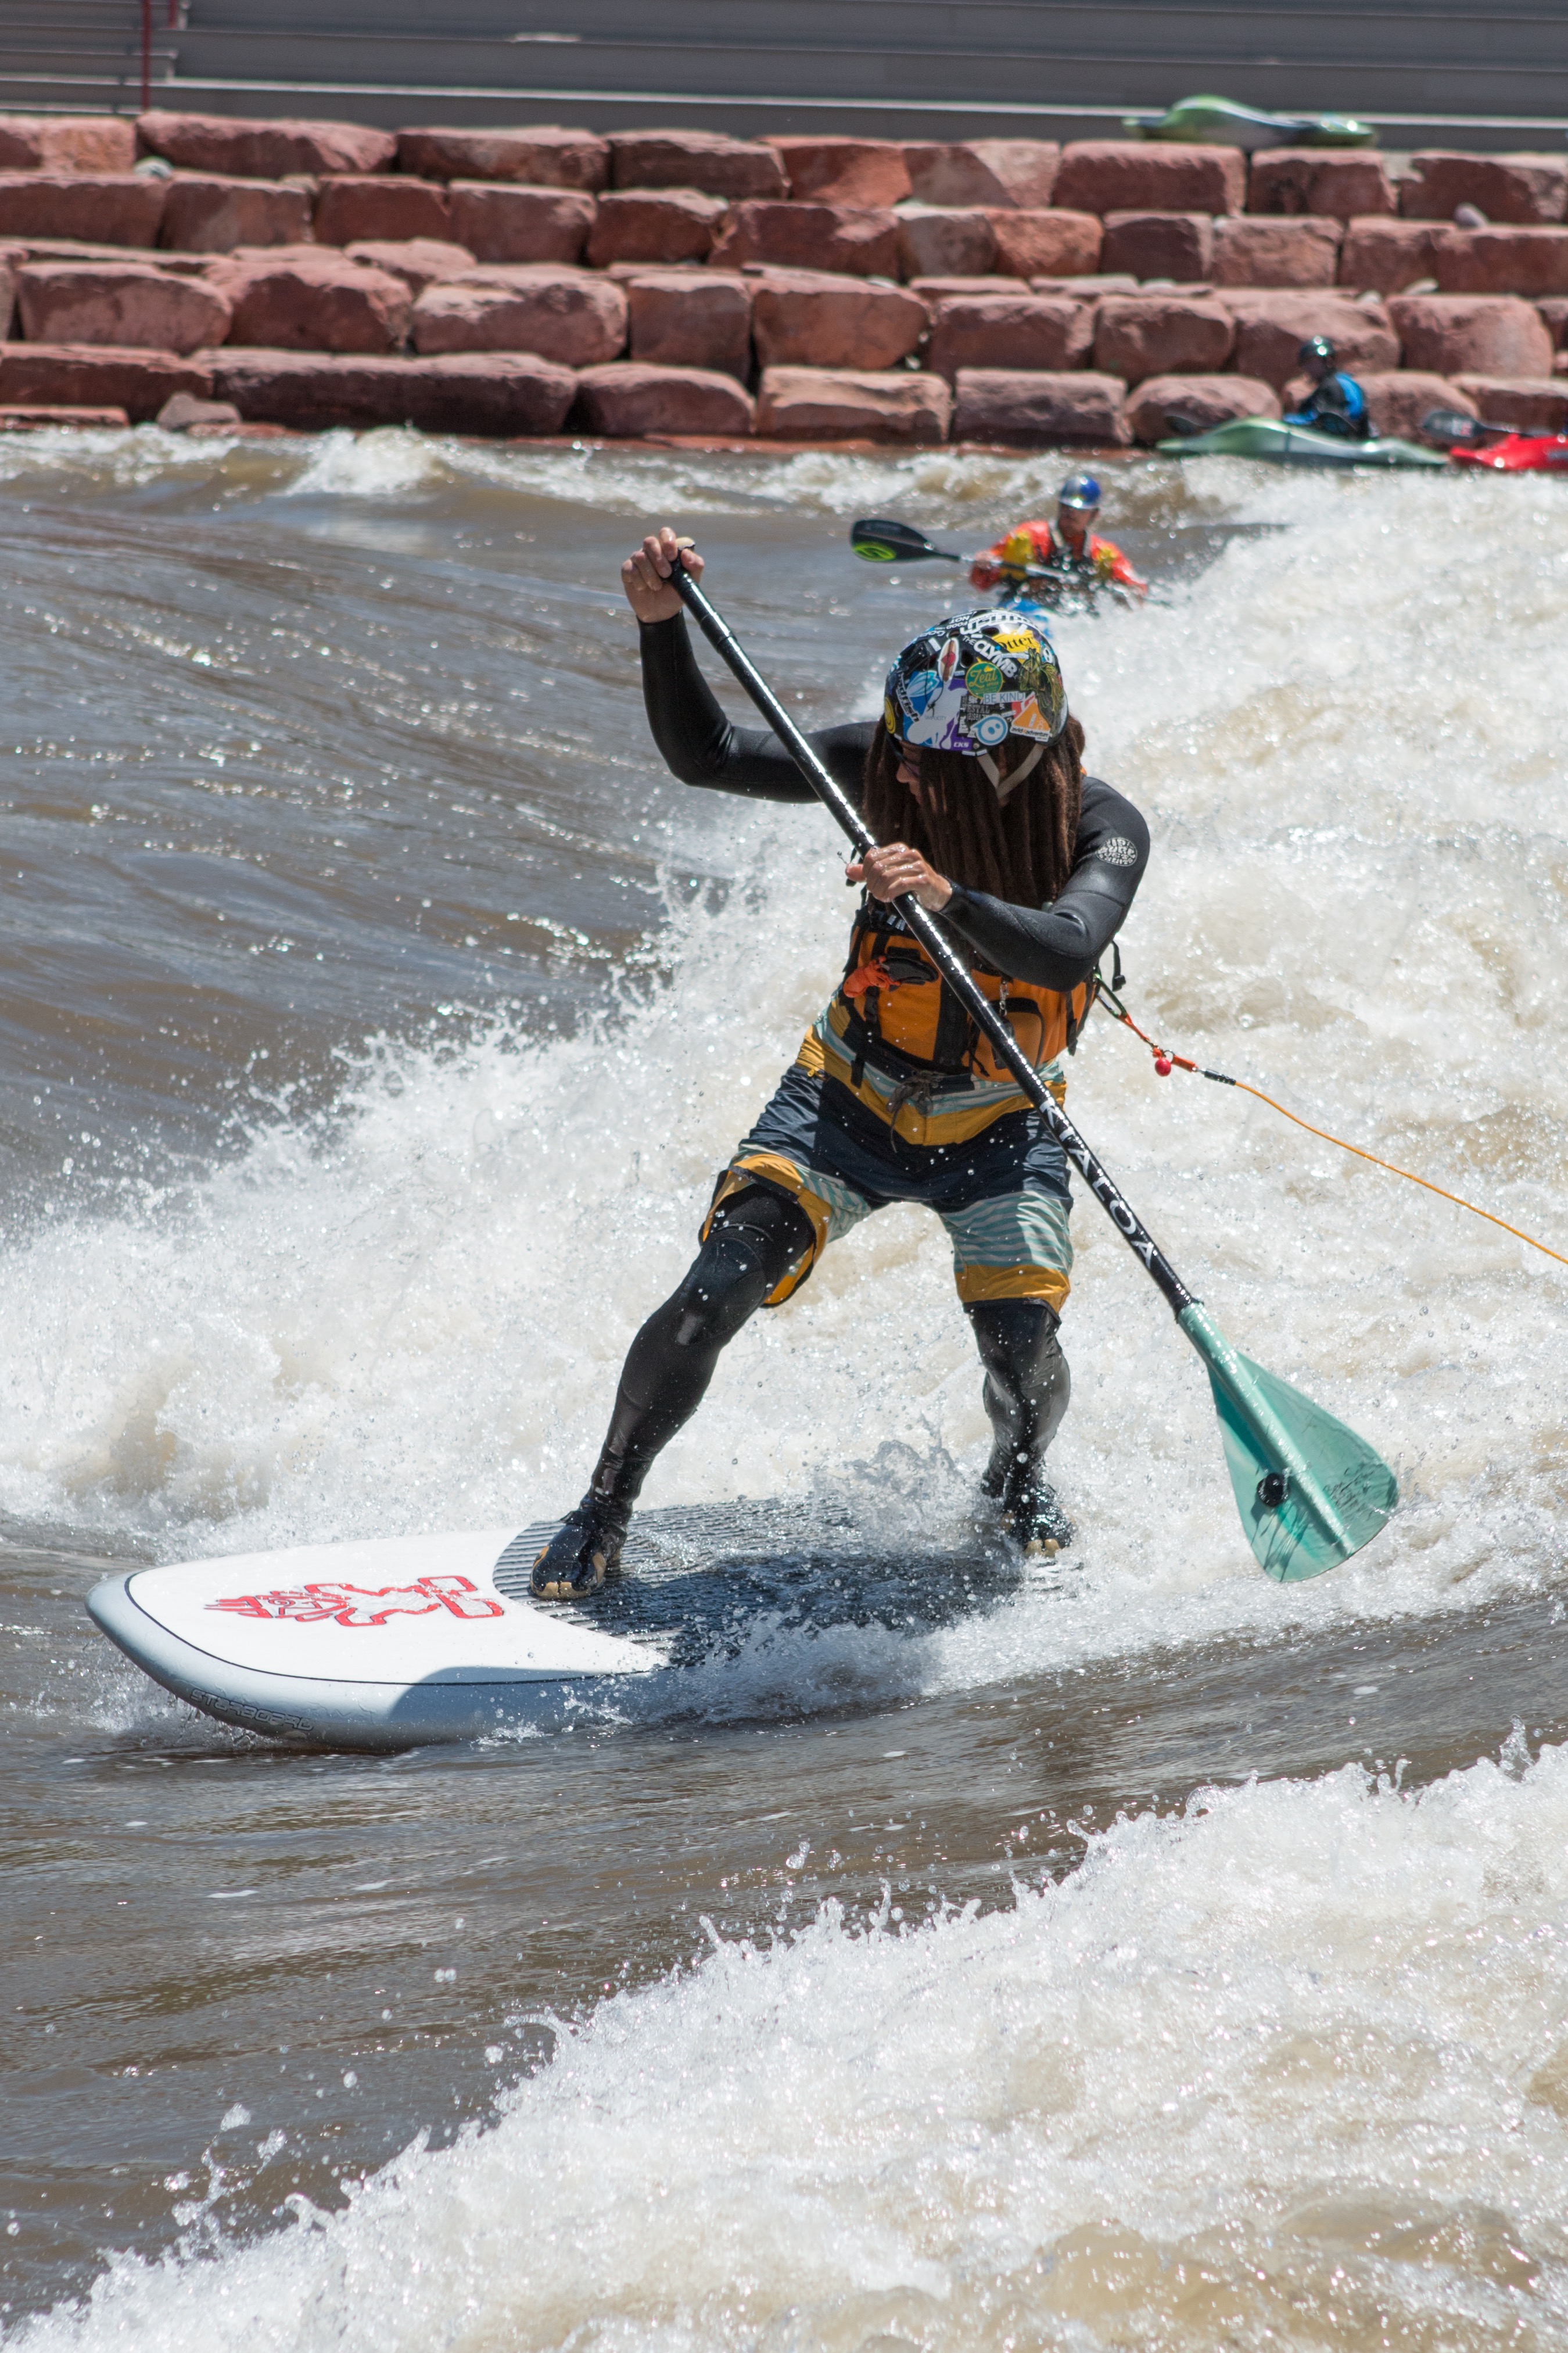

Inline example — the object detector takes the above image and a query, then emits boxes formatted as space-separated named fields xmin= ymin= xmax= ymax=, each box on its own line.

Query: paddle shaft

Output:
xmin=670 ymin=566 xmax=1196 ymax=1319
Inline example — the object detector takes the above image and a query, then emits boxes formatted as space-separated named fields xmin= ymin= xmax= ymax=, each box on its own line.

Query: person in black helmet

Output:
xmin=528 ymin=525 xmax=1150 ymax=1602
xmin=1283 ymin=336 xmax=1370 ymax=440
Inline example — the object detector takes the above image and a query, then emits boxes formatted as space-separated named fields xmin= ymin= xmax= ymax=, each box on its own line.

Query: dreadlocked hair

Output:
xmin=861 ymin=715 xmax=1085 ymax=907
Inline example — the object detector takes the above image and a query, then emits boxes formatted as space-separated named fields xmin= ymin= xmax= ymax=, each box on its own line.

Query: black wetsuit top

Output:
xmin=640 ymin=613 xmax=1149 ymax=993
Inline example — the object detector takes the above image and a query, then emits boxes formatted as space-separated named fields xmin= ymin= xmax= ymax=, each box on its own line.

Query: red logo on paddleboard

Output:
xmin=207 ymin=1573 xmax=504 ymax=1628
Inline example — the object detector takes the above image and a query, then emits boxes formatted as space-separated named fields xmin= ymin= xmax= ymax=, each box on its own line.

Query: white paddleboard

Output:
xmin=87 ymin=1521 xmax=660 ymax=1749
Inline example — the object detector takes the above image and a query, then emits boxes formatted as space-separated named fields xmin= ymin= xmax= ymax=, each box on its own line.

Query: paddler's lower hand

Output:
xmin=846 ymin=841 xmax=953 ymax=912
xmin=622 ymin=526 xmax=702 ymax=623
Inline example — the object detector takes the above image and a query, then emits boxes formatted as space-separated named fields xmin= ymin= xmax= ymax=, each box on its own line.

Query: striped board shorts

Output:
xmin=707 ymin=1059 xmax=1073 ymax=1313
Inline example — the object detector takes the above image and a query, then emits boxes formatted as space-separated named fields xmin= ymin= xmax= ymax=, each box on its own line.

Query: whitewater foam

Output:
xmin=21 ymin=1742 xmax=1568 ymax=2351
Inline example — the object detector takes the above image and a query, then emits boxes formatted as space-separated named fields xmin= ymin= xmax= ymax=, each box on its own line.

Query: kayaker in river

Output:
xmin=530 ymin=525 xmax=1149 ymax=1602
xmin=967 ymin=474 xmax=1149 ymax=608
xmin=1283 ymin=336 xmax=1371 ymax=440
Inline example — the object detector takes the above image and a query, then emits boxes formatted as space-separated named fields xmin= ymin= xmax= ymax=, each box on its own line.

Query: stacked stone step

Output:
xmin=0 ymin=112 xmax=1565 ymax=442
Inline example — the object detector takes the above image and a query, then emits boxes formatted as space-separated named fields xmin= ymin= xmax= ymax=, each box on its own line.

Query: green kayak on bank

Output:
xmin=1157 ymin=416 xmax=1450 ymax=470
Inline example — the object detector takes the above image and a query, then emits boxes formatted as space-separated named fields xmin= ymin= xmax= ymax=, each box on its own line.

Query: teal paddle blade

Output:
xmin=1178 ymin=1303 xmax=1397 ymax=1582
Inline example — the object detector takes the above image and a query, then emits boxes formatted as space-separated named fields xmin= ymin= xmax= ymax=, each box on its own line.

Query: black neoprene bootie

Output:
xmin=530 ymin=1491 xmax=631 ymax=1602
xmin=998 ymin=1460 xmax=1077 ymax=1556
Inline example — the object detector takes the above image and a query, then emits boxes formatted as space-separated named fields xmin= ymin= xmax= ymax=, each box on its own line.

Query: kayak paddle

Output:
xmin=669 ymin=560 xmax=1398 ymax=1584
xmin=1420 ymin=408 xmax=1510 ymax=450
xmin=849 ymin=517 xmax=967 ymax=565
xmin=850 ymin=517 xmax=1087 ymax=602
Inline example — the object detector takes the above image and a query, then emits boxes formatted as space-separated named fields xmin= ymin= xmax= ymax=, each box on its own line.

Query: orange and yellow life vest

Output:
xmin=827 ymin=904 xmax=1092 ymax=1091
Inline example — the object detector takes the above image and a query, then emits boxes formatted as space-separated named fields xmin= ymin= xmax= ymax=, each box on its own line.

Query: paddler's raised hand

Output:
xmin=847 ymin=840 xmax=953 ymax=913
xmin=622 ymin=525 xmax=702 ymax=623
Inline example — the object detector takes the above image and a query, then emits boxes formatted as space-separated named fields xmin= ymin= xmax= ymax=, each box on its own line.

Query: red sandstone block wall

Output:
xmin=2 ymin=112 xmax=1565 ymax=442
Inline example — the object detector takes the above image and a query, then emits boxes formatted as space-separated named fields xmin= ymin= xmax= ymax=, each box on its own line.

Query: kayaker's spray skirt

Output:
xmin=884 ymin=609 xmax=1066 ymax=758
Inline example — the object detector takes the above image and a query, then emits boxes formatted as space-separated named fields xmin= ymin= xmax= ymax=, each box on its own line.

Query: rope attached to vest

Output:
xmin=1095 ymin=982 xmax=1568 ymax=1272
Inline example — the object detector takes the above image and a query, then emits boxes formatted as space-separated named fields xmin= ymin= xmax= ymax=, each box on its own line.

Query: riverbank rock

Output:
xmin=750 ymin=269 xmax=927 ymax=368
xmin=1451 ymin=371 xmax=1568 ymax=428
xmin=586 ymin=189 xmax=727 ymax=267
xmin=160 ymin=174 xmax=312 ymax=252
xmin=344 ymin=238 xmax=475 ymax=293
xmin=626 ymin=270 xmax=751 ymax=374
xmin=0 ymin=340 xmax=213 ymax=419
xmin=0 ymin=173 xmax=164 ymax=246
xmin=903 ymin=140 xmax=1059 ymax=209
xmin=1400 ymin=152 xmax=1568 ymax=225
xmin=1100 ymin=211 xmax=1212 ymax=281
xmin=952 ymin=367 xmax=1129 ymax=443
xmin=1054 ymin=139 xmax=1245 ymax=216
xmin=1222 ymin=288 xmax=1397 ymax=385
xmin=1211 ymin=216 xmax=1341 ymax=287
xmin=925 ymin=290 xmax=1092 ymax=379
xmin=755 ymin=364 xmax=950 ymax=440
xmin=1431 ymin=226 xmax=1568 ymax=296
xmin=1125 ymin=371 xmax=1278 ymax=440
xmin=207 ymin=348 xmax=576 ymax=433
xmin=1092 ymin=291 xmax=1234 ymax=382
xmin=1247 ymin=148 xmax=1394 ymax=221
xmin=1352 ymin=369 xmax=1473 ymax=439
xmin=1337 ymin=219 xmax=1441 ymax=295
xmin=314 ymin=176 xmax=451 ymax=247
xmin=573 ymin=360 xmax=754 ymax=435
xmin=446 ymin=183 xmax=595 ymax=264
xmin=396 ymin=127 xmax=609 ymax=188
xmin=138 ymin=112 xmax=393 ymax=178
xmin=412 ymin=264 xmax=627 ymax=365
xmin=207 ymin=250 xmax=412 ymax=351
xmin=709 ymin=199 xmax=899 ymax=276
xmin=986 ymin=209 xmax=1101 ymax=277
xmin=894 ymin=204 xmax=997 ymax=280
xmin=155 ymin=391 xmax=244 ymax=431
xmin=608 ymin=131 xmax=783 ymax=200
xmin=0 ymin=116 xmax=137 ymax=174
xmin=1388 ymin=291 xmax=1553 ymax=376
xmin=16 ymin=259 xmax=231 ymax=353
xmin=766 ymin=138 xmax=912 ymax=207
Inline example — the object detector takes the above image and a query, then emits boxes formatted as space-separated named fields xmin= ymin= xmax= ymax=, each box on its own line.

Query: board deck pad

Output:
xmin=498 ymin=1499 xmax=1029 ymax=1659
xmin=89 ymin=1496 xmax=1036 ymax=1750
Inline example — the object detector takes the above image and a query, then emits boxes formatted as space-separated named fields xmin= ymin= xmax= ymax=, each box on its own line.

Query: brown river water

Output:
xmin=2 ymin=424 xmax=1567 ymax=2351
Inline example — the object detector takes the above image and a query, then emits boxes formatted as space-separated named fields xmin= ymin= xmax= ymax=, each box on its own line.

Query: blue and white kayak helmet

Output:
xmin=1057 ymin=472 xmax=1101 ymax=513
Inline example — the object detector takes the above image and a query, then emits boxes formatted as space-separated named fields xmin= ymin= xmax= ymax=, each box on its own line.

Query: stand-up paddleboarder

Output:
xmin=532 ymin=527 xmax=1149 ymax=1600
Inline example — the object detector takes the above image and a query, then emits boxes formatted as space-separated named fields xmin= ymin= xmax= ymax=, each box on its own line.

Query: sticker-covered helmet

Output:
xmin=883 ymin=608 xmax=1067 ymax=756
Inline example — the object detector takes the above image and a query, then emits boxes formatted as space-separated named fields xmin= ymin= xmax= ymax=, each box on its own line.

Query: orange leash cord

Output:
xmin=1094 ymin=984 xmax=1568 ymax=1272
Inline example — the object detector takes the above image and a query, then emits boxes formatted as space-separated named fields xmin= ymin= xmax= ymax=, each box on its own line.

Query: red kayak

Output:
xmin=1449 ymin=429 xmax=1568 ymax=472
